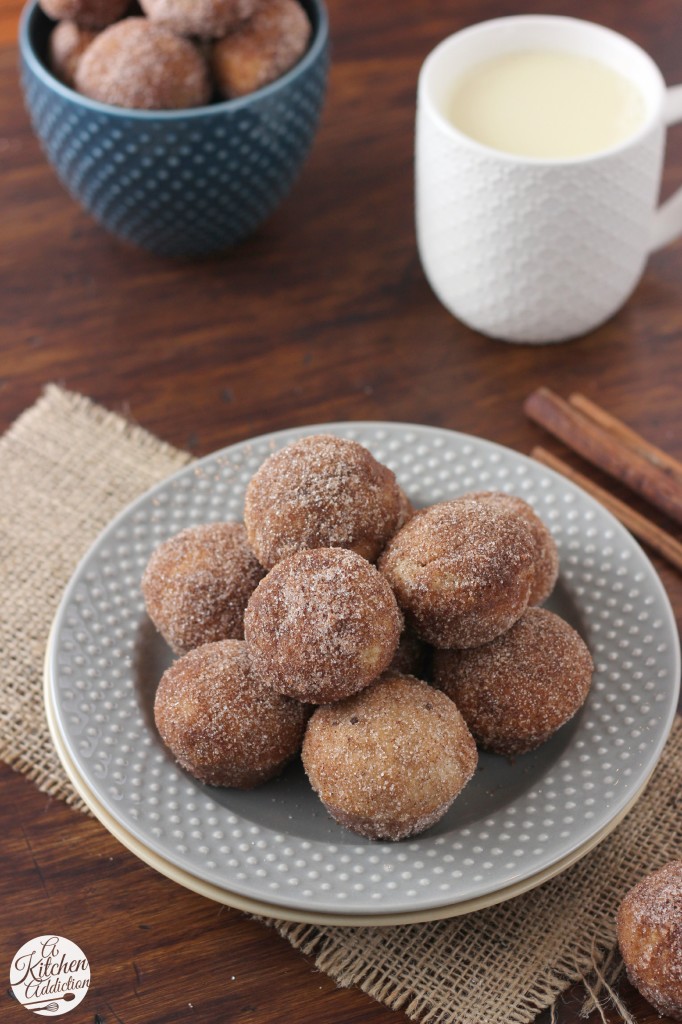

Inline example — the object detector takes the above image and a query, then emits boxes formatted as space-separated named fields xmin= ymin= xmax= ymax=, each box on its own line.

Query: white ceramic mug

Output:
xmin=415 ymin=15 xmax=682 ymax=344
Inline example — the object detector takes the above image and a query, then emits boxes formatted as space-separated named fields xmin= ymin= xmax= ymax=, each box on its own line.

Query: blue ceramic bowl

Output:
xmin=19 ymin=0 xmax=328 ymax=256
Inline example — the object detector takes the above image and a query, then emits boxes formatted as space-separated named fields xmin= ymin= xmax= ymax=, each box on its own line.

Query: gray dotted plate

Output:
xmin=48 ymin=423 xmax=680 ymax=916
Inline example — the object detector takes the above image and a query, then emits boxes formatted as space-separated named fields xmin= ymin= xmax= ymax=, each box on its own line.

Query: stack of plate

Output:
xmin=45 ymin=424 xmax=680 ymax=927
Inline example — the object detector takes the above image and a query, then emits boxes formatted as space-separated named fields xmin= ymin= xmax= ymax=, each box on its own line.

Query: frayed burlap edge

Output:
xmin=0 ymin=384 xmax=191 ymax=809
xmin=274 ymin=696 xmax=681 ymax=1024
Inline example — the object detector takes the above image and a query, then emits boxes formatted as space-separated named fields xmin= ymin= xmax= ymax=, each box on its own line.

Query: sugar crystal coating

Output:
xmin=49 ymin=20 xmax=97 ymax=88
xmin=40 ymin=0 xmax=130 ymax=29
xmin=617 ymin=861 xmax=682 ymax=1021
xmin=460 ymin=491 xmax=559 ymax=605
xmin=244 ymin=547 xmax=402 ymax=703
xmin=302 ymin=673 xmax=478 ymax=841
xmin=211 ymin=0 xmax=312 ymax=99
xmin=244 ymin=434 xmax=411 ymax=570
xmin=378 ymin=499 xmax=536 ymax=649
xmin=154 ymin=639 xmax=308 ymax=788
xmin=433 ymin=607 xmax=594 ymax=756
xmin=75 ymin=17 xmax=212 ymax=110
xmin=142 ymin=521 xmax=265 ymax=655
xmin=140 ymin=0 xmax=258 ymax=38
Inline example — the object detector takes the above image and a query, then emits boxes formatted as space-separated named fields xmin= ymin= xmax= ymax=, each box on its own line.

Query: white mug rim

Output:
xmin=418 ymin=14 xmax=666 ymax=167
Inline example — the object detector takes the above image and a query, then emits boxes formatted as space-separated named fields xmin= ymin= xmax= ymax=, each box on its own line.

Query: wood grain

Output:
xmin=1 ymin=0 xmax=681 ymax=1021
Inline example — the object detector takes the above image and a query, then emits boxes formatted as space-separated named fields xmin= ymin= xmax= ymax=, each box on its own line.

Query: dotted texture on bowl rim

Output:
xmin=48 ymin=423 xmax=680 ymax=915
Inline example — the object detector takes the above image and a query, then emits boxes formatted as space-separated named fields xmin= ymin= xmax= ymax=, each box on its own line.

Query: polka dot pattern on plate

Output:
xmin=48 ymin=423 xmax=680 ymax=915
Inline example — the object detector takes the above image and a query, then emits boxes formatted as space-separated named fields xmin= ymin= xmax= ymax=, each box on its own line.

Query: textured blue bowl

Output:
xmin=19 ymin=0 xmax=328 ymax=256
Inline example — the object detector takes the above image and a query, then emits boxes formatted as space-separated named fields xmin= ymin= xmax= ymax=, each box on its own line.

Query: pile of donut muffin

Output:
xmin=42 ymin=0 xmax=312 ymax=109
xmin=143 ymin=433 xmax=594 ymax=843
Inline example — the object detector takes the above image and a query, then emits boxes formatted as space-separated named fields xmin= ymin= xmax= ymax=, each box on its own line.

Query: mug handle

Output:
xmin=649 ymin=84 xmax=682 ymax=251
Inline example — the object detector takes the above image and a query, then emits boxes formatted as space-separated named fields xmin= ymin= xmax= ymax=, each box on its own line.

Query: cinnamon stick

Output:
xmin=524 ymin=387 xmax=682 ymax=526
xmin=568 ymin=393 xmax=682 ymax=483
xmin=532 ymin=447 xmax=682 ymax=573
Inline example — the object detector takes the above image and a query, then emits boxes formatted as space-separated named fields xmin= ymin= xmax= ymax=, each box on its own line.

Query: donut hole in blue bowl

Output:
xmin=19 ymin=0 xmax=329 ymax=256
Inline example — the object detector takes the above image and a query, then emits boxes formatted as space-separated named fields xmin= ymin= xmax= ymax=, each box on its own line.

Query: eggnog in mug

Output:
xmin=416 ymin=15 xmax=682 ymax=342
xmin=447 ymin=50 xmax=647 ymax=159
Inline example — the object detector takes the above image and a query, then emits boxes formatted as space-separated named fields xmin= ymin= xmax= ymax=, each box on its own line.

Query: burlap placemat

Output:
xmin=1 ymin=385 xmax=680 ymax=1024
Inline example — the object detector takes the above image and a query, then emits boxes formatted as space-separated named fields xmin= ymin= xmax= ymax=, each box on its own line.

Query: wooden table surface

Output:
xmin=1 ymin=0 xmax=681 ymax=1021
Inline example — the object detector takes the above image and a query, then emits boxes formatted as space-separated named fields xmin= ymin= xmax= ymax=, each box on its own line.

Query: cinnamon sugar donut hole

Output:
xmin=142 ymin=522 xmax=265 ymax=655
xmin=40 ymin=0 xmax=130 ymax=30
xmin=154 ymin=640 xmax=308 ymax=788
xmin=75 ymin=18 xmax=212 ymax=109
xmin=302 ymin=673 xmax=478 ymax=841
xmin=211 ymin=0 xmax=312 ymax=99
xmin=244 ymin=435 xmax=411 ymax=570
xmin=378 ymin=499 xmax=536 ymax=649
xmin=462 ymin=491 xmax=559 ymax=605
xmin=617 ymin=861 xmax=682 ymax=1021
xmin=244 ymin=547 xmax=402 ymax=704
xmin=49 ymin=20 xmax=97 ymax=88
xmin=432 ymin=608 xmax=593 ymax=756
xmin=140 ymin=0 xmax=258 ymax=38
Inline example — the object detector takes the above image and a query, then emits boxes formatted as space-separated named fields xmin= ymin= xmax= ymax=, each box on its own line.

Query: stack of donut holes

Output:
xmin=43 ymin=0 xmax=312 ymax=109
xmin=144 ymin=433 xmax=594 ymax=842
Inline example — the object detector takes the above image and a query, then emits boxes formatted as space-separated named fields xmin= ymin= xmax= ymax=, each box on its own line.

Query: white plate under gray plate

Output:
xmin=42 ymin=675 xmax=658 ymax=926
xmin=47 ymin=423 xmax=681 ymax=917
